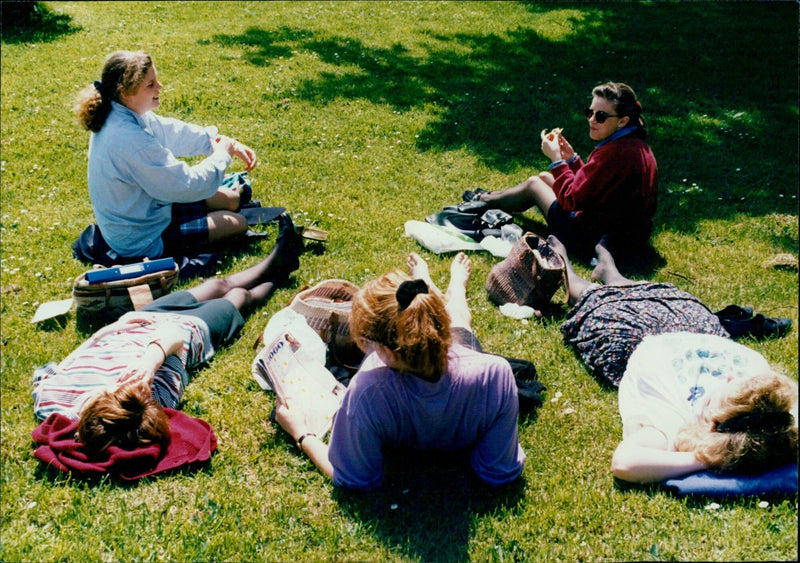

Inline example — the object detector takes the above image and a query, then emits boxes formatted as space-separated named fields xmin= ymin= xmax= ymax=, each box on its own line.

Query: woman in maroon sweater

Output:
xmin=464 ymin=82 xmax=658 ymax=260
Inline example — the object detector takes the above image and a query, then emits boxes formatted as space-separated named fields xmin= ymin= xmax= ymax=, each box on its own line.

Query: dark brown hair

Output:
xmin=592 ymin=82 xmax=646 ymax=139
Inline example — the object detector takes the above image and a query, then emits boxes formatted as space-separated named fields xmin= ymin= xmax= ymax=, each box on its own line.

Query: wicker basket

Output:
xmin=288 ymin=279 xmax=364 ymax=368
xmin=485 ymin=232 xmax=568 ymax=308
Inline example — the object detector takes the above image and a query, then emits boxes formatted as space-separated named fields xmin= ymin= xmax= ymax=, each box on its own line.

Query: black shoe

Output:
xmin=277 ymin=212 xmax=302 ymax=246
xmin=448 ymin=200 xmax=489 ymax=214
xmin=274 ymin=213 xmax=304 ymax=276
xmin=720 ymin=313 xmax=792 ymax=340
xmin=714 ymin=304 xmax=754 ymax=321
xmin=462 ymin=188 xmax=489 ymax=202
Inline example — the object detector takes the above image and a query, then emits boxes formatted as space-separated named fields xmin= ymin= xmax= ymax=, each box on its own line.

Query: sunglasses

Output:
xmin=584 ymin=108 xmax=619 ymax=123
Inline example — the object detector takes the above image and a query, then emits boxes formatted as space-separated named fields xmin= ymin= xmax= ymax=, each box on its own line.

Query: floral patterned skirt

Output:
xmin=560 ymin=283 xmax=729 ymax=387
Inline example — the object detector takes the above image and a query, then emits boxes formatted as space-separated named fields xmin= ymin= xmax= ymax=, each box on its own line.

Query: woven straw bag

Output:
xmin=288 ymin=279 xmax=364 ymax=368
xmin=73 ymin=263 xmax=180 ymax=318
xmin=485 ymin=232 xmax=569 ymax=308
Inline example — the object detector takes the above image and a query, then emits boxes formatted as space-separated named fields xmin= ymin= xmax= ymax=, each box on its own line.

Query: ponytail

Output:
xmin=352 ymin=270 xmax=452 ymax=380
xmin=72 ymin=50 xmax=152 ymax=132
xmin=73 ymin=82 xmax=112 ymax=132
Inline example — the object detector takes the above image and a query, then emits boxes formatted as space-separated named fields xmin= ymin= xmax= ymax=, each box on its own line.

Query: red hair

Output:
xmin=78 ymin=381 xmax=170 ymax=455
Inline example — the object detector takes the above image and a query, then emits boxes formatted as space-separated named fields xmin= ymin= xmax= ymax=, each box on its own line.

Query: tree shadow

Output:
xmin=332 ymin=451 xmax=526 ymax=562
xmin=209 ymin=2 xmax=797 ymax=242
xmin=1 ymin=1 xmax=80 ymax=44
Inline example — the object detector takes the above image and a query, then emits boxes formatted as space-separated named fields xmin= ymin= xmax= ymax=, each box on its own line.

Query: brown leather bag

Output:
xmin=485 ymin=232 xmax=569 ymax=308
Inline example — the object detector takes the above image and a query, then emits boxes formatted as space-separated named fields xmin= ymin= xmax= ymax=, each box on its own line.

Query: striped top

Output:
xmin=32 ymin=312 xmax=214 ymax=421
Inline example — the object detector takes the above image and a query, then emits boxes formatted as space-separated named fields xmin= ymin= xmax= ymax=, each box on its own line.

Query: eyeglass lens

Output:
xmin=584 ymin=108 xmax=615 ymax=123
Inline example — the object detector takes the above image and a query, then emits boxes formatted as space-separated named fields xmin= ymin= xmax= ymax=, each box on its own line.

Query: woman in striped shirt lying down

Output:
xmin=32 ymin=214 xmax=302 ymax=455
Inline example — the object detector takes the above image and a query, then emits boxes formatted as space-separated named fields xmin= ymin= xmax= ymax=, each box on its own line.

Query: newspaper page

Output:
xmin=253 ymin=331 xmax=345 ymax=439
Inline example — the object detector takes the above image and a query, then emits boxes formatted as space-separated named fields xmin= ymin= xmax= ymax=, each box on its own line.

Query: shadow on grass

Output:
xmin=33 ymin=456 xmax=215 ymax=487
xmin=332 ymin=452 xmax=526 ymax=562
xmin=1 ymin=1 xmax=80 ymax=44
xmin=209 ymin=2 xmax=798 ymax=240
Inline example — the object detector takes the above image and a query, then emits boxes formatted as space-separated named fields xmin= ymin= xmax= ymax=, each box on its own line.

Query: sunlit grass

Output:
xmin=1 ymin=2 xmax=797 ymax=562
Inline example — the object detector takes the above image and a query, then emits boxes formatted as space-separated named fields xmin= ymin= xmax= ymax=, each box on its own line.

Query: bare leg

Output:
xmin=443 ymin=252 xmax=472 ymax=330
xmin=206 ymin=187 xmax=241 ymax=212
xmin=207 ymin=210 xmax=249 ymax=242
xmin=187 ymin=214 xmax=303 ymax=312
xmin=407 ymin=252 xmax=472 ymax=329
xmin=591 ymin=238 xmax=637 ymax=286
xmin=546 ymin=235 xmax=592 ymax=306
xmin=478 ymin=173 xmax=557 ymax=217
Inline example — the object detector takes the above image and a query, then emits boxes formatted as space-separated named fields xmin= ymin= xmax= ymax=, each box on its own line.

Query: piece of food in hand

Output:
xmin=540 ymin=127 xmax=564 ymax=141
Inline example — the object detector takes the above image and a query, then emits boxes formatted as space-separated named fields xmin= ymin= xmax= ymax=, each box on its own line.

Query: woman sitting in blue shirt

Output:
xmin=73 ymin=50 xmax=258 ymax=259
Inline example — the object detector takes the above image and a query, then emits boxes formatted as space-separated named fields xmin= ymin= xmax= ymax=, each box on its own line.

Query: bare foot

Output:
xmin=407 ymin=252 xmax=442 ymax=298
xmin=444 ymin=252 xmax=471 ymax=303
xmin=449 ymin=252 xmax=471 ymax=288
xmin=408 ymin=252 xmax=432 ymax=282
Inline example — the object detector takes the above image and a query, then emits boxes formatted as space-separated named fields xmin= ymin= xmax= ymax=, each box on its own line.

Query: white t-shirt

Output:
xmin=618 ymin=332 xmax=772 ymax=449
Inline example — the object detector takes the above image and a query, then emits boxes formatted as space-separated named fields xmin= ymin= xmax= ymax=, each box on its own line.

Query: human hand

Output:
xmin=558 ymin=134 xmax=575 ymax=162
xmin=117 ymin=312 xmax=154 ymax=326
xmin=231 ymin=140 xmax=258 ymax=172
xmin=540 ymin=128 xmax=562 ymax=161
xmin=213 ymin=134 xmax=236 ymax=157
xmin=273 ymin=396 xmax=308 ymax=441
xmin=117 ymin=359 xmax=157 ymax=387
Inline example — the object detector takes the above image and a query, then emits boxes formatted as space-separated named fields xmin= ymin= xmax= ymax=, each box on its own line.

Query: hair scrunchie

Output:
xmin=396 ymin=279 xmax=429 ymax=311
xmin=717 ymin=411 xmax=793 ymax=434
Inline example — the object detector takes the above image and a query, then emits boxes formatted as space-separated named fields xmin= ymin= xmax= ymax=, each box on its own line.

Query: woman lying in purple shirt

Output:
xmin=275 ymin=252 xmax=526 ymax=490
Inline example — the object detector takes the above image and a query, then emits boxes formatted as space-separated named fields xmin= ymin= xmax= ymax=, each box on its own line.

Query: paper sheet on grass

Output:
xmin=252 ymin=308 xmax=345 ymax=439
xmin=31 ymin=298 xmax=74 ymax=323
xmin=404 ymin=220 xmax=484 ymax=254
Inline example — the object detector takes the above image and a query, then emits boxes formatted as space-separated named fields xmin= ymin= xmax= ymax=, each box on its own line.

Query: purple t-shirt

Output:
xmin=328 ymin=344 xmax=526 ymax=490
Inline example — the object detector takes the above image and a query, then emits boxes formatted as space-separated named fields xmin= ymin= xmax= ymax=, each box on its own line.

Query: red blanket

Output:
xmin=32 ymin=409 xmax=217 ymax=480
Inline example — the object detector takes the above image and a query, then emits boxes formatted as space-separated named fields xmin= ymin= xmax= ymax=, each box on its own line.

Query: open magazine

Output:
xmin=252 ymin=326 xmax=346 ymax=439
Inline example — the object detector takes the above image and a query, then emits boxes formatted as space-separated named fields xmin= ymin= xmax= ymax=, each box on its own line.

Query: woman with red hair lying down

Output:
xmin=33 ymin=214 xmax=302 ymax=456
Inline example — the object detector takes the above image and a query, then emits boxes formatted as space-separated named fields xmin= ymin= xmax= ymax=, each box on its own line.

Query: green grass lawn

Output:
xmin=2 ymin=2 xmax=797 ymax=561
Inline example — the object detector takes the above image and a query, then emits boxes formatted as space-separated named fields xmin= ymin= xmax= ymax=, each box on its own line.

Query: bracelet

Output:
xmin=296 ymin=433 xmax=316 ymax=452
xmin=147 ymin=340 xmax=167 ymax=361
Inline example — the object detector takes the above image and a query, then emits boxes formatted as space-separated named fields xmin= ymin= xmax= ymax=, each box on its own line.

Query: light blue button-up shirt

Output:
xmin=87 ymin=101 xmax=232 ymax=258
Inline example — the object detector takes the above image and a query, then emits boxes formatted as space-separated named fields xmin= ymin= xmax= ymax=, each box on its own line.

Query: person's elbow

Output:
xmin=611 ymin=445 xmax=634 ymax=481
xmin=611 ymin=442 xmax=651 ymax=483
